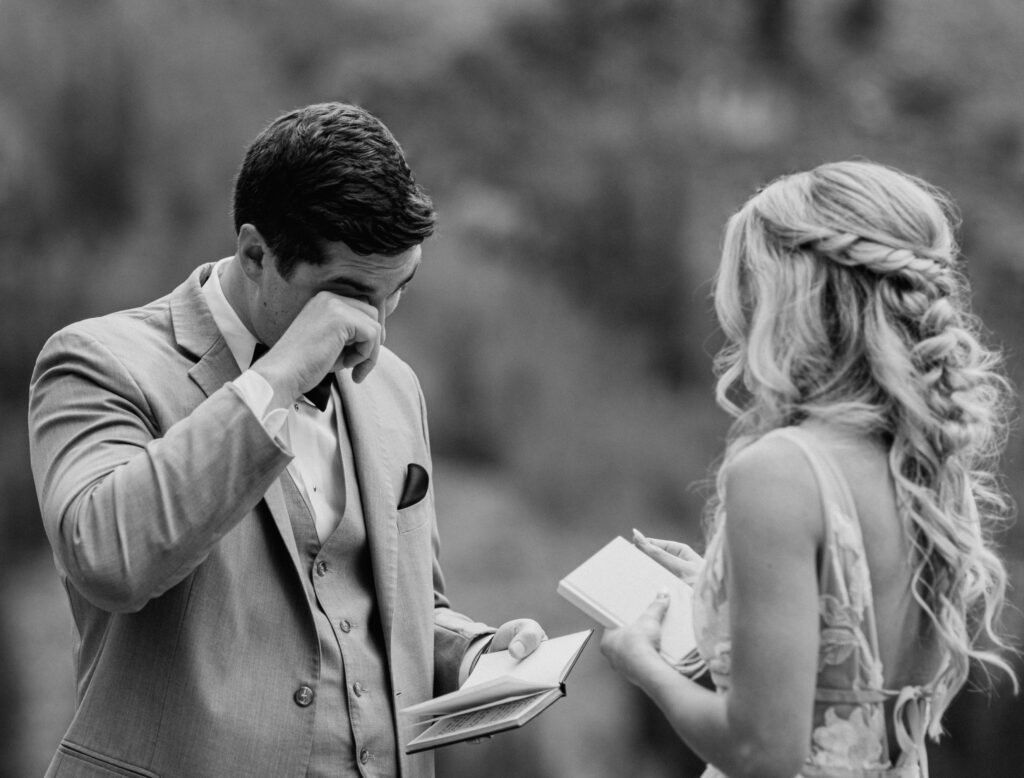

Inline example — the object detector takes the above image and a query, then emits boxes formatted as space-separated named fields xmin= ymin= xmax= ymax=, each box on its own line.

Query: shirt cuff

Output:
xmin=458 ymin=634 xmax=494 ymax=686
xmin=233 ymin=370 xmax=289 ymax=440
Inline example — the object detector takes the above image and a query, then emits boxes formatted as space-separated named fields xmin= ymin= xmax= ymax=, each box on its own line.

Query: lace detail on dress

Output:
xmin=692 ymin=427 xmax=938 ymax=778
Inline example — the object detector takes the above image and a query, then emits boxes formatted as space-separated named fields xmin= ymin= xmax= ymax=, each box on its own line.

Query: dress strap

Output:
xmin=765 ymin=427 xmax=861 ymax=529
xmin=764 ymin=429 xmax=877 ymax=633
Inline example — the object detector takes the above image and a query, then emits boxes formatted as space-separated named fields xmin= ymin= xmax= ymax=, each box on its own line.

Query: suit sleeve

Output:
xmin=28 ymin=327 xmax=292 ymax=613
xmin=406 ymin=368 xmax=495 ymax=694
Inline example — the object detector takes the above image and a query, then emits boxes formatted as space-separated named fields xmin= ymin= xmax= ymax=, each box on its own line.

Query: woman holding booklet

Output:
xmin=599 ymin=161 xmax=1018 ymax=778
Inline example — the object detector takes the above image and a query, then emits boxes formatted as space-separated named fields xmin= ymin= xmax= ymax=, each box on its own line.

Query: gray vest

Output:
xmin=280 ymin=467 xmax=397 ymax=777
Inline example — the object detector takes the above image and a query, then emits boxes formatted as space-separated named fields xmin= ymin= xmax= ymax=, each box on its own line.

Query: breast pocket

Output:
xmin=397 ymin=499 xmax=431 ymax=535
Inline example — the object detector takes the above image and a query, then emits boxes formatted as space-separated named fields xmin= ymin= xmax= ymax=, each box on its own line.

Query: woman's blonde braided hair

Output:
xmin=710 ymin=160 xmax=1016 ymax=734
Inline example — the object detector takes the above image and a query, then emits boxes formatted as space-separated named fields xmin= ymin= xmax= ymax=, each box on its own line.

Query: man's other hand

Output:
xmin=489 ymin=619 xmax=547 ymax=660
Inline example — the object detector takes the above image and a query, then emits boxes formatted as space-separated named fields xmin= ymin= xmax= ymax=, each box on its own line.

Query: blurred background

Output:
xmin=2 ymin=0 xmax=1023 ymax=775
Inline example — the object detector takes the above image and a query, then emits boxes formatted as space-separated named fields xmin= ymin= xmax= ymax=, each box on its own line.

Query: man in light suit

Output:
xmin=28 ymin=102 xmax=545 ymax=777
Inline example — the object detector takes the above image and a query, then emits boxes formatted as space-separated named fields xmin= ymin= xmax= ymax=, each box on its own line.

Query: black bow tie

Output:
xmin=250 ymin=342 xmax=334 ymax=412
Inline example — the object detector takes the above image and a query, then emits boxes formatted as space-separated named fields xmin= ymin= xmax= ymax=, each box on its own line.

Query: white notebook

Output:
xmin=557 ymin=536 xmax=696 ymax=664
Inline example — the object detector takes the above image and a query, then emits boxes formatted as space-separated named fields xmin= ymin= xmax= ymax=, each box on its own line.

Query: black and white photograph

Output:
xmin=2 ymin=1 xmax=1023 ymax=776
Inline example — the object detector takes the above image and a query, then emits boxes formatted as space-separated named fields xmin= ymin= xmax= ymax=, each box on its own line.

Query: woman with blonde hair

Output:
xmin=600 ymin=160 xmax=1017 ymax=777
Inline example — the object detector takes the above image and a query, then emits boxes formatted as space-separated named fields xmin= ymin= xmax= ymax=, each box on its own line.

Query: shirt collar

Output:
xmin=201 ymin=257 xmax=258 ymax=373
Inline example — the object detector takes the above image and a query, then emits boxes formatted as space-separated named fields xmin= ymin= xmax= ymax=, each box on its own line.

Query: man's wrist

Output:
xmin=233 ymin=370 xmax=290 ymax=441
xmin=250 ymin=362 xmax=301 ymax=411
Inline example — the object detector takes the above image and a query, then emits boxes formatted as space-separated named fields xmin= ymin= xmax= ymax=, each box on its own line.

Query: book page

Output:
xmin=410 ymin=691 xmax=547 ymax=726
xmin=419 ymin=693 xmax=549 ymax=737
xmin=464 ymin=630 xmax=592 ymax=689
xmin=401 ymin=630 xmax=592 ymax=718
xmin=558 ymin=536 xmax=695 ymax=663
xmin=405 ymin=688 xmax=564 ymax=753
xmin=401 ymin=677 xmax=546 ymax=717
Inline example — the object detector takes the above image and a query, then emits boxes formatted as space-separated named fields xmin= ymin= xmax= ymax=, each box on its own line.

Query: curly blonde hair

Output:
xmin=710 ymin=160 xmax=1016 ymax=733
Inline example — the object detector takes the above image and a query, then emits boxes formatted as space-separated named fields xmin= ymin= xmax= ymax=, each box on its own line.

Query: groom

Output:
xmin=28 ymin=102 xmax=545 ymax=778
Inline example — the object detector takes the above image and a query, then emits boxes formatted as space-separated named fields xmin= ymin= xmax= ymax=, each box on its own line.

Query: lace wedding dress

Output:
xmin=692 ymin=427 xmax=940 ymax=778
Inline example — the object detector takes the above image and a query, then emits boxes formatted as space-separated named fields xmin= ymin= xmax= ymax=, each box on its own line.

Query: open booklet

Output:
xmin=557 ymin=535 xmax=697 ymax=666
xmin=401 ymin=629 xmax=593 ymax=754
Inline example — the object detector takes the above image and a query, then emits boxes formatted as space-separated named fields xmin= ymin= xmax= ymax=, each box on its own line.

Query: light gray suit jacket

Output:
xmin=28 ymin=263 xmax=492 ymax=777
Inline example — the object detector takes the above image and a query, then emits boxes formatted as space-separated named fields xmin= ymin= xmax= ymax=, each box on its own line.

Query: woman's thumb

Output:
xmin=646 ymin=588 xmax=671 ymax=621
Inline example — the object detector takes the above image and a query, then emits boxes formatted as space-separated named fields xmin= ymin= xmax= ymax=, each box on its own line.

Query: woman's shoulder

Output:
xmin=723 ymin=430 xmax=824 ymax=543
xmin=725 ymin=427 xmax=824 ymax=494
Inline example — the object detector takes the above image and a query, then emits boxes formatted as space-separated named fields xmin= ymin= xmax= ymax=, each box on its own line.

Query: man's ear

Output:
xmin=237 ymin=224 xmax=268 ymax=281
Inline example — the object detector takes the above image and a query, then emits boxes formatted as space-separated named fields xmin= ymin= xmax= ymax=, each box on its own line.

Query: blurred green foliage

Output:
xmin=2 ymin=0 xmax=1024 ymax=776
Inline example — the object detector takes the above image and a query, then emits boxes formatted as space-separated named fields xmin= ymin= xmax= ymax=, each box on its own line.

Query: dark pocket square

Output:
xmin=398 ymin=463 xmax=430 ymax=509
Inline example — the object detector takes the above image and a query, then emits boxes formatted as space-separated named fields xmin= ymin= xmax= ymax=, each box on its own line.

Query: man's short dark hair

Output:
xmin=233 ymin=102 xmax=435 ymax=278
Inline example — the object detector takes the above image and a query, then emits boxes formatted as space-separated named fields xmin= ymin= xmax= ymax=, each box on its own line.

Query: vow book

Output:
xmin=557 ymin=536 xmax=696 ymax=665
xmin=401 ymin=630 xmax=593 ymax=753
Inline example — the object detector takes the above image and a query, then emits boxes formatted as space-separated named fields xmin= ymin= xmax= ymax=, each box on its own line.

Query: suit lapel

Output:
xmin=336 ymin=371 xmax=398 ymax=651
xmin=169 ymin=263 xmax=305 ymax=577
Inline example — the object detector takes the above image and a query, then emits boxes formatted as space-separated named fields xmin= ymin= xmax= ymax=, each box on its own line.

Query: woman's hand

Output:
xmin=633 ymin=528 xmax=703 ymax=586
xmin=600 ymin=589 xmax=672 ymax=687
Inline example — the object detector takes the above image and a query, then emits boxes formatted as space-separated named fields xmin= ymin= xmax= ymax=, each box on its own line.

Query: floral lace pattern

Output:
xmin=811 ymin=707 xmax=886 ymax=770
xmin=692 ymin=428 xmax=932 ymax=778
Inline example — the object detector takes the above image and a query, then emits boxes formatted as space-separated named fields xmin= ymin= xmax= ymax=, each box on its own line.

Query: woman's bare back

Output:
xmin=801 ymin=421 xmax=944 ymax=688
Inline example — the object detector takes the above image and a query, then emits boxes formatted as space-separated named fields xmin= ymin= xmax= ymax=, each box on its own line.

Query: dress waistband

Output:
xmin=814 ymin=688 xmax=890 ymax=704
xmin=813 ymin=685 xmax=932 ymax=778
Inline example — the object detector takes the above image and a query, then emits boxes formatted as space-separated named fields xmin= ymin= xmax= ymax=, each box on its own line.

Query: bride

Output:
xmin=600 ymin=161 xmax=1018 ymax=777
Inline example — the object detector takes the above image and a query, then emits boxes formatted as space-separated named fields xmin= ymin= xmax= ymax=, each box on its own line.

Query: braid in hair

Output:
xmin=710 ymin=161 xmax=1017 ymax=735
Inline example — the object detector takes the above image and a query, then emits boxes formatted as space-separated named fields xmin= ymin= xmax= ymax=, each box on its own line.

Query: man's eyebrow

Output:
xmin=330 ymin=265 xmax=418 ymax=295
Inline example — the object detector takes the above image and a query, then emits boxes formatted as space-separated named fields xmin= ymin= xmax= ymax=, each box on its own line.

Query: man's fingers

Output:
xmin=508 ymin=623 xmax=546 ymax=660
xmin=356 ymin=321 xmax=382 ymax=384
xmin=273 ymin=292 xmax=384 ymax=390
xmin=332 ymin=294 xmax=378 ymax=319
xmin=350 ymin=360 xmax=370 ymax=384
xmin=347 ymin=338 xmax=378 ymax=383
xmin=492 ymin=619 xmax=547 ymax=660
xmin=334 ymin=303 xmax=382 ymax=383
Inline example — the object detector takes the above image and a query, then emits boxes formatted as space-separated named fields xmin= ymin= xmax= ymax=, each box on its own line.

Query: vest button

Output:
xmin=340 ymin=619 xmax=352 ymax=633
xmin=359 ymin=748 xmax=371 ymax=765
xmin=353 ymin=681 xmax=365 ymax=697
xmin=315 ymin=561 xmax=328 ymax=577
xmin=293 ymin=685 xmax=315 ymax=707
